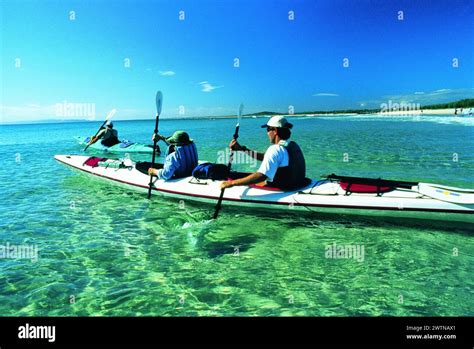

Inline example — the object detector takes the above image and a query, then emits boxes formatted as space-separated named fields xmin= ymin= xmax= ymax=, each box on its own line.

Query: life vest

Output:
xmin=101 ymin=128 xmax=119 ymax=146
xmin=268 ymin=141 xmax=306 ymax=190
xmin=168 ymin=142 xmax=199 ymax=178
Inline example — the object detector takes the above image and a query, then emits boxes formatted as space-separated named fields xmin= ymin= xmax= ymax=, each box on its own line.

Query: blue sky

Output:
xmin=1 ymin=0 xmax=473 ymax=122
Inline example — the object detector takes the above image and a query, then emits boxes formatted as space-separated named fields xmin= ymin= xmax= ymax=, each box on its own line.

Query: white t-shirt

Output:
xmin=257 ymin=141 xmax=289 ymax=182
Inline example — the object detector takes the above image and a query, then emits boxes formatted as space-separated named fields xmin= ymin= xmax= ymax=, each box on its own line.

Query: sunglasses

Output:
xmin=266 ymin=127 xmax=276 ymax=132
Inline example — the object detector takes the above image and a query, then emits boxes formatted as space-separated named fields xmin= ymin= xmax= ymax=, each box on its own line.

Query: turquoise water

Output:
xmin=1 ymin=115 xmax=473 ymax=316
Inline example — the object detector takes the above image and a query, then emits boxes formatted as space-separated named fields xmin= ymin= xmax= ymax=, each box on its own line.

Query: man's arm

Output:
xmin=88 ymin=129 xmax=105 ymax=145
xmin=148 ymin=153 xmax=177 ymax=180
xmin=242 ymin=147 xmax=265 ymax=161
xmin=95 ymin=129 xmax=106 ymax=139
xmin=230 ymin=140 xmax=264 ymax=161
xmin=152 ymin=133 xmax=168 ymax=143
xmin=220 ymin=172 xmax=267 ymax=189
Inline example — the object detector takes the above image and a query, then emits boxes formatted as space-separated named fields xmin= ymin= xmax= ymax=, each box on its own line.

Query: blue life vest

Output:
xmin=168 ymin=142 xmax=199 ymax=178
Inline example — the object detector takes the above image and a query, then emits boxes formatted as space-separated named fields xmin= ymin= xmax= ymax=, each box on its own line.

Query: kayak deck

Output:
xmin=54 ymin=154 xmax=474 ymax=223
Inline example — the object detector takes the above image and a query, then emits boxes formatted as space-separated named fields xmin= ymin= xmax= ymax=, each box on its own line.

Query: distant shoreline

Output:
xmin=2 ymin=107 xmax=472 ymax=126
xmin=299 ymin=107 xmax=472 ymax=117
xmin=178 ymin=107 xmax=472 ymax=119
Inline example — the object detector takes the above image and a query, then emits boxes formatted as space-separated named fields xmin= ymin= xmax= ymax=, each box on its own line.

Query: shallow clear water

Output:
xmin=0 ymin=115 xmax=473 ymax=316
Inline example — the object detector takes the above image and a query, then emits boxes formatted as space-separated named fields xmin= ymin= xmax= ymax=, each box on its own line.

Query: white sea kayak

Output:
xmin=54 ymin=155 xmax=474 ymax=223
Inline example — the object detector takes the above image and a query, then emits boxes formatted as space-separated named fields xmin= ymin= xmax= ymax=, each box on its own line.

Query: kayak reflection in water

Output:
xmin=148 ymin=130 xmax=199 ymax=180
xmin=88 ymin=121 xmax=120 ymax=147
xmin=220 ymin=115 xmax=307 ymax=191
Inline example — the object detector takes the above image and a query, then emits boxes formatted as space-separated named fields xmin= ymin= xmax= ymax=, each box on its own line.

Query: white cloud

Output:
xmin=312 ymin=93 xmax=339 ymax=97
xmin=159 ymin=70 xmax=175 ymax=76
xmin=198 ymin=81 xmax=223 ymax=93
xmin=385 ymin=88 xmax=470 ymax=103
xmin=357 ymin=87 xmax=474 ymax=109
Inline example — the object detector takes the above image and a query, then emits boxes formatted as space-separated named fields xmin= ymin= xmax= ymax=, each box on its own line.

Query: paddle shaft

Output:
xmin=147 ymin=115 xmax=160 ymax=199
xmin=213 ymin=124 xmax=239 ymax=219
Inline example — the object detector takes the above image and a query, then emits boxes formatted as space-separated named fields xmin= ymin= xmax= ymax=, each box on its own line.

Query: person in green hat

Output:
xmin=148 ymin=131 xmax=198 ymax=180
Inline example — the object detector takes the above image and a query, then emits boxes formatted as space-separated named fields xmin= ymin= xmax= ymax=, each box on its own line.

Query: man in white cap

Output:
xmin=220 ymin=115 xmax=306 ymax=190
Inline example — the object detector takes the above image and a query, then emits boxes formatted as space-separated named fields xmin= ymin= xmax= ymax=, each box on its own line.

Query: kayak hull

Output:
xmin=74 ymin=136 xmax=159 ymax=154
xmin=54 ymin=155 xmax=474 ymax=224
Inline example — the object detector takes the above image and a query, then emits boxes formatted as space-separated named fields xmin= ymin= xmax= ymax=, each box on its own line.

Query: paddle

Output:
xmin=147 ymin=91 xmax=163 ymax=199
xmin=84 ymin=109 xmax=117 ymax=151
xmin=213 ymin=103 xmax=244 ymax=219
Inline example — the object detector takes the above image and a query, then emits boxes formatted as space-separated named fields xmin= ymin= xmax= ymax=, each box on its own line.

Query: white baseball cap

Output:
xmin=261 ymin=115 xmax=293 ymax=129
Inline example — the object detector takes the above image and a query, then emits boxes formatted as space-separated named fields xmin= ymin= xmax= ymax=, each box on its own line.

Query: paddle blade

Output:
xmin=106 ymin=108 xmax=117 ymax=121
xmin=155 ymin=91 xmax=163 ymax=116
xmin=238 ymin=103 xmax=244 ymax=119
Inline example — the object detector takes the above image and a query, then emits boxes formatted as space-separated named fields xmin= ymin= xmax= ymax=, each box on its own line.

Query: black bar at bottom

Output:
xmin=0 ymin=317 xmax=472 ymax=347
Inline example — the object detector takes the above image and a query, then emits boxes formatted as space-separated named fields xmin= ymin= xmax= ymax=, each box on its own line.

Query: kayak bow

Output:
xmin=75 ymin=136 xmax=160 ymax=154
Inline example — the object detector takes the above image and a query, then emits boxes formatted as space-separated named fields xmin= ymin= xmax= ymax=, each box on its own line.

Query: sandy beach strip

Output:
xmin=286 ymin=108 xmax=473 ymax=118
xmin=374 ymin=108 xmax=472 ymax=116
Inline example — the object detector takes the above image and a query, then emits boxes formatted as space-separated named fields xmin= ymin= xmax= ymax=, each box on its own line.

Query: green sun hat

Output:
xmin=165 ymin=131 xmax=193 ymax=146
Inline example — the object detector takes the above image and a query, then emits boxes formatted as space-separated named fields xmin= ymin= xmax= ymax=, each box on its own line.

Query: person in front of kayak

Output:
xmin=148 ymin=131 xmax=198 ymax=180
xmin=220 ymin=115 xmax=306 ymax=190
xmin=88 ymin=121 xmax=120 ymax=147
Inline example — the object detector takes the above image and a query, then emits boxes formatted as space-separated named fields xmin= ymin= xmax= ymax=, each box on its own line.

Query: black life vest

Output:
xmin=101 ymin=128 xmax=120 ymax=147
xmin=268 ymin=141 xmax=306 ymax=190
